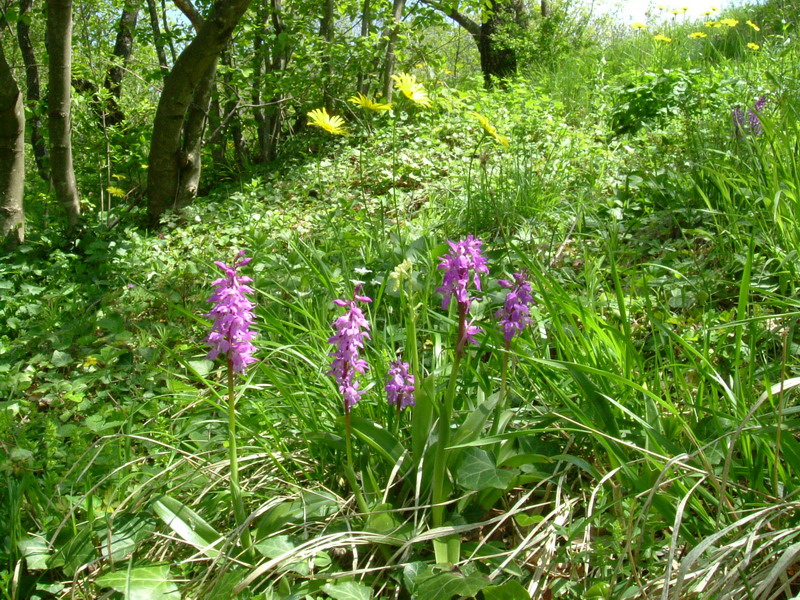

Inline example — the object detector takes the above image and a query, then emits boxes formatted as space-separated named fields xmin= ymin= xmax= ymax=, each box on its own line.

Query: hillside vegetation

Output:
xmin=3 ymin=2 xmax=800 ymax=598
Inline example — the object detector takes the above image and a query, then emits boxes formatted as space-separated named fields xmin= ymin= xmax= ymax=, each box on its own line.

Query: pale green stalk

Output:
xmin=344 ymin=409 xmax=369 ymax=514
xmin=227 ymin=357 xmax=252 ymax=557
xmin=490 ymin=343 xmax=510 ymax=437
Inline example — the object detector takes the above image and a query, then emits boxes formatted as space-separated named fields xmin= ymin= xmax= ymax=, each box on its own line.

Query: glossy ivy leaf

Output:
xmin=481 ymin=580 xmax=530 ymax=599
xmin=95 ymin=565 xmax=180 ymax=600
xmin=415 ymin=569 xmax=490 ymax=600
xmin=322 ymin=580 xmax=373 ymax=600
xmin=18 ymin=535 xmax=50 ymax=570
xmin=455 ymin=447 xmax=519 ymax=491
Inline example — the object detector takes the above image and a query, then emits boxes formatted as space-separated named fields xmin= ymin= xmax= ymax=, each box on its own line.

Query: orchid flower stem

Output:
xmin=345 ymin=410 xmax=370 ymax=515
xmin=491 ymin=343 xmax=510 ymax=438
xmin=432 ymin=304 xmax=467 ymax=529
xmin=227 ymin=358 xmax=253 ymax=559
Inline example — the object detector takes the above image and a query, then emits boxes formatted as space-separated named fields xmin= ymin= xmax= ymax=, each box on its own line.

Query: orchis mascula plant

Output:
xmin=492 ymin=272 xmax=534 ymax=435
xmin=328 ymin=286 xmax=372 ymax=513
xmin=432 ymin=236 xmax=489 ymax=539
xmin=386 ymin=360 xmax=415 ymax=412
xmin=205 ymin=250 xmax=257 ymax=555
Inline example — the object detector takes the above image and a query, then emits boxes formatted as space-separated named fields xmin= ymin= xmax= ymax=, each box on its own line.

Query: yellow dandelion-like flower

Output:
xmin=307 ymin=107 xmax=347 ymax=135
xmin=721 ymin=18 xmax=739 ymax=27
xmin=348 ymin=93 xmax=392 ymax=112
xmin=469 ymin=111 xmax=510 ymax=148
xmin=391 ymin=72 xmax=431 ymax=108
xmin=631 ymin=22 xmax=647 ymax=30
xmin=711 ymin=6 xmax=718 ymax=11
xmin=653 ymin=34 xmax=672 ymax=42
xmin=746 ymin=20 xmax=760 ymax=31
xmin=705 ymin=20 xmax=722 ymax=27
xmin=106 ymin=186 xmax=126 ymax=198
xmin=748 ymin=42 xmax=760 ymax=50
xmin=702 ymin=10 xmax=713 ymax=15
xmin=657 ymin=4 xmax=665 ymax=9
xmin=671 ymin=8 xmax=687 ymax=15
xmin=83 ymin=356 xmax=98 ymax=368
xmin=689 ymin=31 xmax=708 ymax=38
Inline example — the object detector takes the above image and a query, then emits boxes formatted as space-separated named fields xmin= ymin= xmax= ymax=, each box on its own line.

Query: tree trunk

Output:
xmin=262 ymin=0 xmax=288 ymax=162
xmin=355 ymin=0 xmax=371 ymax=94
xmin=47 ymin=0 xmax=81 ymax=230
xmin=176 ymin=61 xmax=217 ymax=207
xmin=146 ymin=0 xmax=170 ymax=76
xmin=0 ymin=38 xmax=26 ymax=250
xmin=103 ymin=2 xmax=140 ymax=127
xmin=220 ymin=52 xmax=244 ymax=165
xmin=252 ymin=0 xmax=268 ymax=162
xmin=17 ymin=0 xmax=48 ymax=182
xmin=319 ymin=0 xmax=335 ymax=110
xmin=541 ymin=0 xmax=548 ymax=17
xmin=479 ymin=6 xmax=517 ymax=88
xmin=381 ymin=0 xmax=405 ymax=102
xmin=419 ymin=0 xmax=522 ymax=89
xmin=146 ymin=0 xmax=253 ymax=226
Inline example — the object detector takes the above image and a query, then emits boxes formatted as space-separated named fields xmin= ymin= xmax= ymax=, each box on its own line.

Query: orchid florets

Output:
xmin=205 ymin=250 xmax=258 ymax=373
xmin=496 ymin=272 xmax=533 ymax=344
xmin=386 ymin=360 xmax=415 ymax=410
xmin=437 ymin=235 xmax=489 ymax=350
xmin=328 ymin=286 xmax=372 ymax=412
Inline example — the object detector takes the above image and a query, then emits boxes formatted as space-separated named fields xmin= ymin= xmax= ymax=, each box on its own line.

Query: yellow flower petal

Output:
xmin=747 ymin=20 xmax=760 ymax=31
xmin=653 ymin=34 xmax=672 ymax=42
xmin=469 ymin=111 xmax=509 ymax=148
xmin=748 ymin=42 xmax=760 ymax=50
xmin=631 ymin=22 xmax=647 ymax=30
xmin=348 ymin=93 xmax=392 ymax=112
xmin=391 ymin=72 xmax=431 ymax=108
xmin=689 ymin=31 xmax=708 ymax=39
xmin=307 ymin=107 xmax=347 ymax=135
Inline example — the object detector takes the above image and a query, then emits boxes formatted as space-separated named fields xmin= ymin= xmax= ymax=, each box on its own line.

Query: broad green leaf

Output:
xmin=322 ymin=580 xmax=373 ymax=600
xmin=255 ymin=535 xmax=308 ymax=575
xmin=18 ymin=535 xmax=50 ymax=570
xmin=152 ymin=496 xmax=222 ymax=558
xmin=415 ymin=570 xmax=490 ymax=600
xmin=482 ymin=580 xmax=530 ymax=600
xmin=349 ymin=416 xmax=404 ymax=467
xmin=51 ymin=350 xmax=73 ymax=367
xmin=95 ymin=565 xmax=180 ymax=600
xmin=97 ymin=513 xmax=156 ymax=561
xmin=455 ymin=447 xmax=519 ymax=491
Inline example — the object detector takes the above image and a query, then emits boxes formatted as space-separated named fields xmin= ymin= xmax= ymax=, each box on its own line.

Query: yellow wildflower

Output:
xmin=653 ymin=34 xmax=672 ymax=42
xmin=671 ymin=7 xmax=687 ymax=15
xmin=631 ymin=22 xmax=647 ymax=30
xmin=391 ymin=73 xmax=431 ymax=108
xmin=705 ymin=20 xmax=722 ymax=27
xmin=702 ymin=10 xmax=713 ymax=15
xmin=721 ymin=18 xmax=739 ymax=27
xmin=83 ymin=356 xmax=98 ymax=368
xmin=748 ymin=42 xmax=760 ymax=50
xmin=689 ymin=31 xmax=708 ymax=39
xmin=469 ymin=111 xmax=510 ymax=148
xmin=307 ymin=107 xmax=347 ymax=135
xmin=348 ymin=93 xmax=392 ymax=112
xmin=746 ymin=20 xmax=760 ymax=31
xmin=106 ymin=186 xmax=126 ymax=198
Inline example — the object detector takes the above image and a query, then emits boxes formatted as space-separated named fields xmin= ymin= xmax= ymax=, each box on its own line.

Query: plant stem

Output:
xmin=344 ymin=409 xmax=370 ymax=514
xmin=490 ymin=343 xmax=510 ymax=437
xmin=431 ymin=303 xmax=466 ymax=528
xmin=227 ymin=357 xmax=253 ymax=557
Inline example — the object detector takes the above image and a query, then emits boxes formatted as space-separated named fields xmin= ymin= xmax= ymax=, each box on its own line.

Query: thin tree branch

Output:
xmin=417 ymin=0 xmax=479 ymax=38
xmin=172 ymin=0 xmax=204 ymax=31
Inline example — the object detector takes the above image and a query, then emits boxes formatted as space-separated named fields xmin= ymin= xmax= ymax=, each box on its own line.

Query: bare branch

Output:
xmin=172 ymin=0 xmax=204 ymax=31
xmin=418 ymin=0 xmax=479 ymax=38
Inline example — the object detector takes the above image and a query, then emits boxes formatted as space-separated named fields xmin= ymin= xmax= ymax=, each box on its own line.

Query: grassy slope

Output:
xmin=3 ymin=4 xmax=800 ymax=598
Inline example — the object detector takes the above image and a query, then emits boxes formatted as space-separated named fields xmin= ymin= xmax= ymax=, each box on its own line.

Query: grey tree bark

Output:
xmin=103 ymin=1 xmax=141 ymax=127
xmin=146 ymin=0 xmax=170 ymax=76
xmin=0 ymin=37 xmax=26 ymax=250
xmin=146 ymin=0 xmax=253 ymax=226
xmin=47 ymin=0 xmax=82 ymax=230
xmin=381 ymin=0 xmax=405 ymax=102
xmin=16 ymin=0 xmax=48 ymax=182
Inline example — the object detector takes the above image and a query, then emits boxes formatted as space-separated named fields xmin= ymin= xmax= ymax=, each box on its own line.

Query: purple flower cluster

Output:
xmin=205 ymin=250 xmax=258 ymax=373
xmin=437 ymin=235 xmax=490 ymax=348
xmin=328 ymin=286 xmax=372 ymax=412
xmin=733 ymin=95 xmax=767 ymax=137
xmin=386 ymin=360 xmax=415 ymax=410
xmin=437 ymin=235 xmax=490 ymax=310
xmin=496 ymin=272 xmax=534 ymax=344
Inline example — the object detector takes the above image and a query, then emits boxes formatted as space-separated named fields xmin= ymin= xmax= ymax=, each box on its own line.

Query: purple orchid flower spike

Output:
xmin=496 ymin=272 xmax=534 ymax=345
xmin=205 ymin=250 xmax=258 ymax=373
xmin=329 ymin=285 xmax=372 ymax=413
xmin=386 ymin=360 xmax=415 ymax=410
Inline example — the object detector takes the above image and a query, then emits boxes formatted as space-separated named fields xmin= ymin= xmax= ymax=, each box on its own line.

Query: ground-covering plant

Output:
xmin=4 ymin=3 xmax=800 ymax=599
